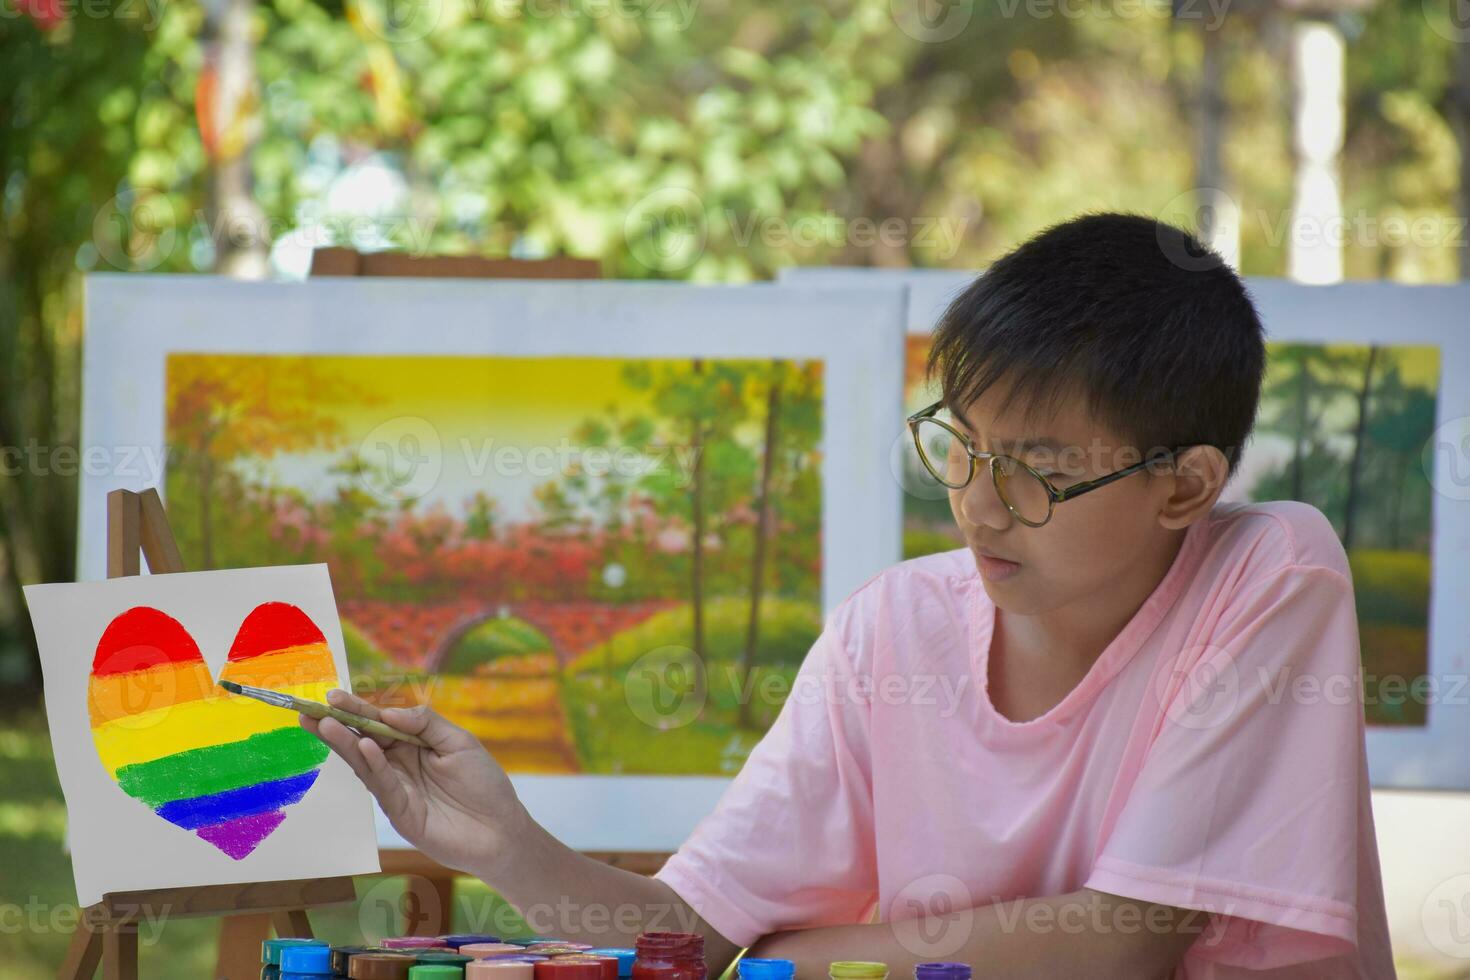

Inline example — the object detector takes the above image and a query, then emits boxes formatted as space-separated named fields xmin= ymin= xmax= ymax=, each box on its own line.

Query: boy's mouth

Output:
xmin=974 ymin=547 xmax=1022 ymax=581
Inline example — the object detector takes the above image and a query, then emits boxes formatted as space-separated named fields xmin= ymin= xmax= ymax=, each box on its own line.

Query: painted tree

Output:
xmin=738 ymin=359 xmax=785 ymax=728
xmin=166 ymin=355 xmax=369 ymax=567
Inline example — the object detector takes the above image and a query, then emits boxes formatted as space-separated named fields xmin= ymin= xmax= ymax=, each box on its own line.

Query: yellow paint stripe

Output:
xmin=221 ymin=643 xmax=339 ymax=689
xmin=90 ymin=681 xmax=333 ymax=776
xmin=88 ymin=661 xmax=215 ymax=727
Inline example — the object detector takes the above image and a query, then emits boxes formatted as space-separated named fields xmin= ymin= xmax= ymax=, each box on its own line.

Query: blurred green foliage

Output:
xmin=3 ymin=0 xmax=1465 ymax=689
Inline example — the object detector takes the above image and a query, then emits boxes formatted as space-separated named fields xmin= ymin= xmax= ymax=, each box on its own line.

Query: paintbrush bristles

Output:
xmin=219 ymin=680 xmax=295 ymax=708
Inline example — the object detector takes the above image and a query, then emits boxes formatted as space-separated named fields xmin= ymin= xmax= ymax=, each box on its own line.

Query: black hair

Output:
xmin=925 ymin=211 xmax=1265 ymax=477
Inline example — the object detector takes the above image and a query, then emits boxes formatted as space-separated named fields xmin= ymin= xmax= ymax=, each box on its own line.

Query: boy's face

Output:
xmin=946 ymin=380 xmax=1190 ymax=615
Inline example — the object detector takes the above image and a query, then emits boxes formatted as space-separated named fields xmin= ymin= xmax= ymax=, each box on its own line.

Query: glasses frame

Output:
xmin=906 ymin=400 xmax=1201 ymax=528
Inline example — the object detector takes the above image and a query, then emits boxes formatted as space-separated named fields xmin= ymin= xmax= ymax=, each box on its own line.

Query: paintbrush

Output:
xmin=218 ymin=680 xmax=431 ymax=747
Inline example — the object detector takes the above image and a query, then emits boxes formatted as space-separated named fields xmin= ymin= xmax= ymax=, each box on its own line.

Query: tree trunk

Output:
xmin=1194 ymin=20 xmax=1239 ymax=266
xmin=739 ymin=362 xmax=784 ymax=729
xmin=1341 ymin=346 xmax=1377 ymax=553
xmin=1291 ymin=359 xmax=1309 ymax=502
xmin=1389 ymin=453 xmax=1407 ymax=551
xmin=1454 ymin=32 xmax=1470 ymax=279
xmin=688 ymin=359 xmax=708 ymax=711
xmin=198 ymin=452 xmax=216 ymax=570
xmin=201 ymin=0 xmax=270 ymax=278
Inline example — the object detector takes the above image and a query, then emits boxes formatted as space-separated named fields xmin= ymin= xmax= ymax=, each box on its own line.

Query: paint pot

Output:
xmin=631 ymin=933 xmax=705 ymax=980
xmin=442 ymin=935 xmax=501 ymax=949
xmin=349 ymin=952 xmax=420 ymax=979
xmin=264 ymin=939 xmax=329 ymax=966
xmin=467 ymin=961 xmax=536 ymax=980
xmin=333 ymin=948 xmax=386 ymax=975
xmin=914 ymin=965 xmax=970 ymax=980
xmin=384 ymin=937 xmax=454 ymax=950
xmin=280 ymin=944 xmax=334 ymax=975
xmin=409 ymin=966 xmax=465 ymax=979
xmin=736 ymin=959 xmax=794 ymax=980
xmin=461 ymin=943 xmax=528 ymax=959
xmin=416 ymin=952 xmax=475 ymax=967
xmin=551 ymin=955 xmax=618 ymax=980
xmin=829 ymin=963 xmax=888 ymax=980
xmin=585 ymin=949 xmax=636 ymax=978
xmin=503 ymin=938 xmax=544 ymax=947
xmin=535 ymin=960 xmax=605 ymax=980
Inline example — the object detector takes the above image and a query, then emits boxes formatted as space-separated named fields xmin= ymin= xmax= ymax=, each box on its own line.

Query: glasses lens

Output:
xmin=993 ymin=456 xmax=1053 ymax=525
xmin=912 ymin=418 xmax=970 ymax=488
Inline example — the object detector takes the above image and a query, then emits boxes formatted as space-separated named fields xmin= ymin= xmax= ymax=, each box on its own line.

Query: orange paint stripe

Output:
xmin=87 ymin=661 xmax=215 ymax=727
xmin=220 ymin=643 xmax=340 ymax=690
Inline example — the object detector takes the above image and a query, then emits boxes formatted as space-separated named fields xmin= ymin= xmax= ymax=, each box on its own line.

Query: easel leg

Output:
xmin=215 ymin=913 xmax=271 ymax=980
xmin=101 ymin=923 xmax=138 ymax=980
xmin=56 ymin=922 xmax=102 ymax=980
xmin=272 ymin=908 xmax=313 ymax=937
xmin=403 ymin=873 xmax=455 ymax=935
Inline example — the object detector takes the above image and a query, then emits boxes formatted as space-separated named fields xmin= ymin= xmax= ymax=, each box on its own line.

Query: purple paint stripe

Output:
xmin=196 ymin=809 xmax=286 ymax=860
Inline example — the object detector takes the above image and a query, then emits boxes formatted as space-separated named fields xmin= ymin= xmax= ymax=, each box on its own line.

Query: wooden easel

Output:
xmin=307 ymin=247 xmax=673 ymax=934
xmin=59 ymin=488 xmax=356 ymax=980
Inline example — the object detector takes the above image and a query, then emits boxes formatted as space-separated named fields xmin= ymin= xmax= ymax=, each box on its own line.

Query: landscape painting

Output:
xmin=164 ymin=353 xmax=825 ymax=776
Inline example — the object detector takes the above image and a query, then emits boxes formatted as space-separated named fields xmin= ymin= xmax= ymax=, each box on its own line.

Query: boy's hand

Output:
xmin=301 ymin=688 xmax=526 ymax=878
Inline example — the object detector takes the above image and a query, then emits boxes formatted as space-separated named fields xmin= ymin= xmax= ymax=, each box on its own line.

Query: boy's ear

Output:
xmin=1158 ymin=444 xmax=1230 ymax=529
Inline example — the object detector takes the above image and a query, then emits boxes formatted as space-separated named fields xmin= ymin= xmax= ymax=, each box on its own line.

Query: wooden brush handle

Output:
xmin=296 ymin=698 xmax=431 ymax=747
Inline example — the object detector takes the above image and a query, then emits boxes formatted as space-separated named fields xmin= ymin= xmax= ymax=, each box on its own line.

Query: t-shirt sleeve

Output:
xmin=1084 ymin=564 xmax=1367 ymax=971
xmin=654 ymin=615 xmax=878 ymax=950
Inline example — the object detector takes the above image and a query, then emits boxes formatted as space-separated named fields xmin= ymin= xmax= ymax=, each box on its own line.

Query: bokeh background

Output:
xmin=4 ymin=0 xmax=1470 ymax=975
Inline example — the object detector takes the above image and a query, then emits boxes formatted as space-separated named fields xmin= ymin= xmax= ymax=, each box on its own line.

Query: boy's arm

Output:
xmin=479 ymin=811 xmax=744 ymax=968
xmin=747 ymin=889 xmax=1206 ymax=980
xmin=304 ymin=690 xmax=744 ymax=971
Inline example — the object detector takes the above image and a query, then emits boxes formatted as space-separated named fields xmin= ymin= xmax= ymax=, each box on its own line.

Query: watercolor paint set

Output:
xmin=260 ymin=932 xmax=972 ymax=980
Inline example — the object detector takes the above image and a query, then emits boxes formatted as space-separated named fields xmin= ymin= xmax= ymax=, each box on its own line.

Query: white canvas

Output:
xmin=25 ymin=563 xmax=381 ymax=906
xmin=79 ymin=274 xmax=908 ymax=851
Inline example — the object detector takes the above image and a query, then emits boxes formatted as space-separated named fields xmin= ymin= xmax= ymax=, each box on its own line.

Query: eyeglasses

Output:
xmin=906 ymin=400 xmax=1199 ymax=528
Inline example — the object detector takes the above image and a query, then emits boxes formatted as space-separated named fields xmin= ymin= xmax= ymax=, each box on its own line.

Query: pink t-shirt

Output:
xmin=655 ymin=500 xmax=1394 ymax=978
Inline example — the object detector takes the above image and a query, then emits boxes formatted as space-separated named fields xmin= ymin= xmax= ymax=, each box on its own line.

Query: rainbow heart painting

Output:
xmin=87 ymin=602 xmax=336 ymax=859
xmin=26 ymin=564 xmax=380 ymax=905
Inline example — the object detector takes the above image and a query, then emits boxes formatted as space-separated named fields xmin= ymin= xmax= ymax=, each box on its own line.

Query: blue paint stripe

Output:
xmin=153 ymin=769 xmax=320 ymax=829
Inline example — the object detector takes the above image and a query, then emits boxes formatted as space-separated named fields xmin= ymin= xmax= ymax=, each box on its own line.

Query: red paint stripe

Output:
xmin=91 ymin=607 xmax=203 ymax=677
xmin=227 ymin=602 xmax=326 ymax=662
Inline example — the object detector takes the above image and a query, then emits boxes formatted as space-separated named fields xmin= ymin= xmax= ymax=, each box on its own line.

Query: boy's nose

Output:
xmin=956 ymin=463 xmax=1012 ymax=529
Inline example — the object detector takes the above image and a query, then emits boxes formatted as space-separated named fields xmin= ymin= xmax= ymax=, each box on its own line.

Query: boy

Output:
xmin=306 ymin=213 xmax=1393 ymax=978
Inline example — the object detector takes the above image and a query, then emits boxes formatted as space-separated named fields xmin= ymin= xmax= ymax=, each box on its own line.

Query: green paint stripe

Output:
xmin=115 ymin=726 xmax=329 ymax=809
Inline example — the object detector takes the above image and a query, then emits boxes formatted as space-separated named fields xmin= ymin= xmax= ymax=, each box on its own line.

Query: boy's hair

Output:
xmin=926 ymin=211 xmax=1265 ymax=477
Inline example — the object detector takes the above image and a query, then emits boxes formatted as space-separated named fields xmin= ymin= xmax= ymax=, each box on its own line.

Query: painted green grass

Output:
xmin=1349 ymin=549 xmax=1431 ymax=727
xmin=562 ymin=666 xmax=793 ymax=775
xmin=559 ymin=596 xmax=816 ymax=774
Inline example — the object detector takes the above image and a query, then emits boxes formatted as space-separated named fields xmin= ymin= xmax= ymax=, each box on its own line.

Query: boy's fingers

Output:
xmin=326 ymin=688 xmax=382 ymax=720
xmin=379 ymin=703 xmax=469 ymax=752
xmin=312 ymin=715 xmax=377 ymax=786
xmin=359 ymin=737 xmax=411 ymax=816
